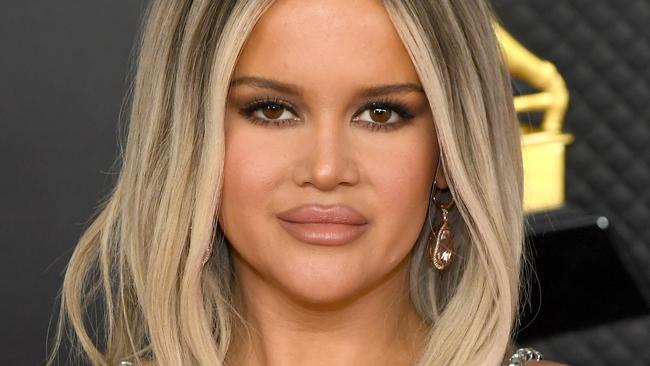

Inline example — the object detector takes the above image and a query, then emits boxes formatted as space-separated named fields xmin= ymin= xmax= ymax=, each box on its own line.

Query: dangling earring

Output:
xmin=427 ymin=190 xmax=454 ymax=270
xmin=426 ymin=157 xmax=455 ymax=271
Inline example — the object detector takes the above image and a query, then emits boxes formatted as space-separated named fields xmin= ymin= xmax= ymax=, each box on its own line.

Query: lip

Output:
xmin=277 ymin=204 xmax=369 ymax=245
xmin=277 ymin=203 xmax=369 ymax=225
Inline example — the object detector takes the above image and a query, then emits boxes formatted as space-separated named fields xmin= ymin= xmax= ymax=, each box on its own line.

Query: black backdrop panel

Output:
xmin=493 ymin=0 xmax=650 ymax=301
xmin=493 ymin=1 xmax=650 ymax=364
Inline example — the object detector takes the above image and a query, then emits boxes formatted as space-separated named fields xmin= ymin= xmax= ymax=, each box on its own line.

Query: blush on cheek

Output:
xmin=224 ymin=141 xmax=271 ymax=207
xmin=221 ymin=124 xmax=294 ymax=230
xmin=372 ymin=143 xmax=435 ymax=245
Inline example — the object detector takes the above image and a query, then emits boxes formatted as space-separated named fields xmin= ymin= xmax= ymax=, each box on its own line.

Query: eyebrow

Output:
xmin=229 ymin=76 xmax=424 ymax=98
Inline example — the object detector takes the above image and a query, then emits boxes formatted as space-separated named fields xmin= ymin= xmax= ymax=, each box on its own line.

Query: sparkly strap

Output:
xmin=506 ymin=347 xmax=544 ymax=365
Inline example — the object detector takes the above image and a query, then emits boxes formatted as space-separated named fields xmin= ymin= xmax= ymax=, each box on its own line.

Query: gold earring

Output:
xmin=426 ymin=186 xmax=454 ymax=270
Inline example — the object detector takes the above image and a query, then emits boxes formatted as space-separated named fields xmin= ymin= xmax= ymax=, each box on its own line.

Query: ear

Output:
xmin=434 ymin=160 xmax=448 ymax=190
xmin=434 ymin=155 xmax=448 ymax=189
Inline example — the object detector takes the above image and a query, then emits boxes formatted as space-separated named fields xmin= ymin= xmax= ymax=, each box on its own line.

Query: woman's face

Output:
xmin=219 ymin=0 xmax=443 ymax=305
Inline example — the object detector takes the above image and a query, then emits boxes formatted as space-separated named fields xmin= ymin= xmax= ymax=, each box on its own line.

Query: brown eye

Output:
xmin=369 ymin=108 xmax=391 ymax=123
xmin=351 ymin=100 xmax=415 ymax=131
xmin=239 ymin=98 xmax=300 ymax=127
xmin=262 ymin=104 xmax=284 ymax=119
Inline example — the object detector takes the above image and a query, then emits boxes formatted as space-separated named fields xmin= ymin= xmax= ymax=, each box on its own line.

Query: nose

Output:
xmin=293 ymin=115 xmax=360 ymax=191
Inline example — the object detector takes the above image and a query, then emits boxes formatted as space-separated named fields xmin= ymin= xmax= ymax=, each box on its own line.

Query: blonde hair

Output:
xmin=48 ymin=1 xmax=523 ymax=365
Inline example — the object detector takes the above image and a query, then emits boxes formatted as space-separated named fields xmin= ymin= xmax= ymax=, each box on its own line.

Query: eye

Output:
xmin=355 ymin=106 xmax=399 ymax=124
xmin=254 ymin=103 xmax=297 ymax=121
xmin=239 ymin=97 xmax=300 ymax=127
xmin=238 ymin=97 xmax=415 ymax=131
xmin=352 ymin=99 xmax=415 ymax=131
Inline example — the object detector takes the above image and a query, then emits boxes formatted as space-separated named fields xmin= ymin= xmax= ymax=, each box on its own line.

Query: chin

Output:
xmin=275 ymin=261 xmax=374 ymax=308
xmin=273 ymin=256 xmax=393 ymax=310
xmin=283 ymin=280 xmax=369 ymax=309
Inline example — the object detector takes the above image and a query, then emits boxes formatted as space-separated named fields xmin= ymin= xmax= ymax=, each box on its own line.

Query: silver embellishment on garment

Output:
xmin=507 ymin=347 xmax=544 ymax=366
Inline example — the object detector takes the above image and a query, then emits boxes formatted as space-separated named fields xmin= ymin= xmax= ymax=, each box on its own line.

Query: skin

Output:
xmin=217 ymin=1 xmax=565 ymax=366
xmin=217 ymin=0 xmax=442 ymax=365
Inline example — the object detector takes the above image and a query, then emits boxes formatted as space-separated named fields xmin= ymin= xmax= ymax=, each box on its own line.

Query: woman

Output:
xmin=48 ymin=0 xmax=565 ymax=365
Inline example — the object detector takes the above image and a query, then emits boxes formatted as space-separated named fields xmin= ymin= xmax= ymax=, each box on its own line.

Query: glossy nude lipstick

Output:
xmin=276 ymin=204 xmax=369 ymax=246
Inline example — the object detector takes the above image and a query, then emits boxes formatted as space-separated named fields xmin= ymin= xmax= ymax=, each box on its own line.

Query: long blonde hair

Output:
xmin=48 ymin=1 xmax=523 ymax=365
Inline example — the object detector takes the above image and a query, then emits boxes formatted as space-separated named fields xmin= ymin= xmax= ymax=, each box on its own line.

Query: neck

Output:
xmin=226 ymin=254 xmax=428 ymax=366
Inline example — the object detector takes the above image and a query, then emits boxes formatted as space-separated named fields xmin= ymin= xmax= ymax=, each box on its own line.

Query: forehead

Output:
xmin=233 ymin=0 xmax=421 ymax=96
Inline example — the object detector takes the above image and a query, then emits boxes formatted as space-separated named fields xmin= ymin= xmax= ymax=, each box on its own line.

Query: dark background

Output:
xmin=1 ymin=1 xmax=649 ymax=365
xmin=0 ymin=1 xmax=147 ymax=363
xmin=491 ymin=1 xmax=650 ymax=364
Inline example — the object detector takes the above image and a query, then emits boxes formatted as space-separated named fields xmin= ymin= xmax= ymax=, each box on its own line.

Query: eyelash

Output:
xmin=237 ymin=96 xmax=415 ymax=131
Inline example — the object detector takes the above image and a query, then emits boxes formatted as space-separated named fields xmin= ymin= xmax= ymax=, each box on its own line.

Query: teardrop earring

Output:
xmin=426 ymin=176 xmax=455 ymax=271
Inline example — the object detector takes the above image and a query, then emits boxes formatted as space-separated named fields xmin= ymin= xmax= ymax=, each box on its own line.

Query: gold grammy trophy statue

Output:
xmin=496 ymin=24 xmax=574 ymax=212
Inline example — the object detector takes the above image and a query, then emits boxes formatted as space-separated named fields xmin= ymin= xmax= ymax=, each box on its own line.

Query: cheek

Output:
xmin=375 ymin=155 xmax=433 ymax=214
xmin=368 ymin=132 xmax=436 ymax=251
xmin=219 ymin=123 xmax=285 ymax=234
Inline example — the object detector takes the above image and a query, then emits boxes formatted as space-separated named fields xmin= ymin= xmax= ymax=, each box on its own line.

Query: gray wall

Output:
xmin=1 ymin=1 xmax=145 ymax=364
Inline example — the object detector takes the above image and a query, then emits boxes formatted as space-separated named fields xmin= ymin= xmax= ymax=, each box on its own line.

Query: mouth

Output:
xmin=277 ymin=219 xmax=369 ymax=246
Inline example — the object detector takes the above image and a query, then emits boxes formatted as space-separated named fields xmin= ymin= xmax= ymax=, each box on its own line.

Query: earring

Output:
xmin=426 ymin=185 xmax=455 ymax=271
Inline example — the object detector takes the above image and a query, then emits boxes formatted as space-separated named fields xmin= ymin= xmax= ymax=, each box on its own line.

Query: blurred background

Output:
xmin=1 ymin=1 xmax=648 ymax=364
